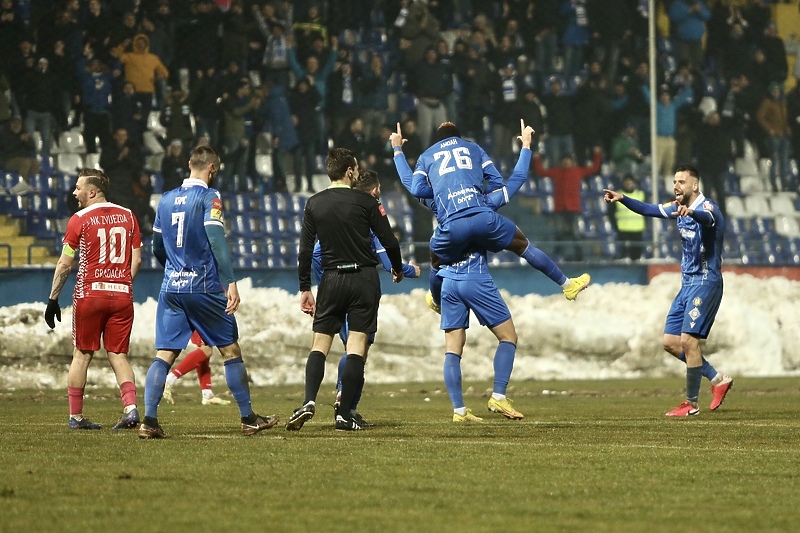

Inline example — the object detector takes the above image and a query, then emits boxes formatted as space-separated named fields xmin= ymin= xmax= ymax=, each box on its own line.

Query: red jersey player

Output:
xmin=45 ymin=169 xmax=143 ymax=430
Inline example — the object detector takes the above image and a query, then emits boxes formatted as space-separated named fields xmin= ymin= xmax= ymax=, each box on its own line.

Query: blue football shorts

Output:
xmin=430 ymin=210 xmax=517 ymax=264
xmin=663 ymin=282 xmax=723 ymax=339
xmin=155 ymin=291 xmax=238 ymax=350
xmin=440 ymin=277 xmax=512 ymax=330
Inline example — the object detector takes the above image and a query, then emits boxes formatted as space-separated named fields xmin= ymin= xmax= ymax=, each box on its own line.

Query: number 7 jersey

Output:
xmin=153 ymin=178 xmax=225 ymax=294
xmin=64 ymin=202 xmax=141 ymax=300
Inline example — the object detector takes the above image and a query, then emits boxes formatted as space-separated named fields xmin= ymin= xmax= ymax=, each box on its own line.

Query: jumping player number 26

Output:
xmin=97 ymin=226 xmax=126 ymax=264
xmin=433 ymin=147 xmax=473 ymax=176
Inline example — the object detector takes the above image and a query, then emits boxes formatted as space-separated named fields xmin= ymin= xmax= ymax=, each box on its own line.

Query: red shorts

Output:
xmin=73 ymin=297 xmax=134 ymax=353
xmin=189 ymin=330 xmax=207 ymax=347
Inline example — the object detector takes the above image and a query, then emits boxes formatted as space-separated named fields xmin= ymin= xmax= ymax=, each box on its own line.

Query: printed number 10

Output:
xmin=97 ymin=227 xmax=126 ymax=264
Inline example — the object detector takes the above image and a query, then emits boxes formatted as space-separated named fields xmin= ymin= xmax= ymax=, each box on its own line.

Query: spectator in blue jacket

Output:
xmin=667 ymin=0 xmax=711 ymax=71
xmin=258 ymin=82 xmax=298 ymax=193
xmin=77 ymin=57 xmax=112 ymax=154
xmin=642 ymin=83 xmax=693 ymax=182
xmin=559 ymin=0 xmax=591 ymax=77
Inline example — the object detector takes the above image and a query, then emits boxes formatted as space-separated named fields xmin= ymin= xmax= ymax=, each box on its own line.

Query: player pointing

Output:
xmin=604 ymin=165 xmax=733 ymax=416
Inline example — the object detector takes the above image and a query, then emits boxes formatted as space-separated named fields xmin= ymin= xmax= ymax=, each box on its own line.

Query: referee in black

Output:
xmin=287 ymin=148 xmax=404 ymax=431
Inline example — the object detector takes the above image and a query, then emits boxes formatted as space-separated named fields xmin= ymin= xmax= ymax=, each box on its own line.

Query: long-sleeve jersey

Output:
xmin=153 ymin=178 xmax=230 ymax=293
xmin=396 ymin=146 xmax=532 ymax=223
xmin=407 ymin=136 xmax=505 ymax=222
xmin=298 ymin=184 xmax=402 ymax=292
xmin=620 ymin=193 xmax=724 ymax=285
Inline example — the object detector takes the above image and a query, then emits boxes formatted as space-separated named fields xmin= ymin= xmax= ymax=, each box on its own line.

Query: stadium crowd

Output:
xmin=0 ymin=0 xmax=799 ymax=254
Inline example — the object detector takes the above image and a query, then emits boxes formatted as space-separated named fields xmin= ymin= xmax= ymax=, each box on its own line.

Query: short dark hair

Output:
xmin=675 ymin=164 xmax=700 ymax=180
xmin=326 ymin=147 xmax=357 ymax=180
xmin=79 ymin=168 xmax=109 ymax=194
xmin=189 ymin=145 xmax=221 ymax=173
xmin=432 ymin=122 xmax=461 ymax=144
xmin=352 ymin=169 xmax=379 ymax=192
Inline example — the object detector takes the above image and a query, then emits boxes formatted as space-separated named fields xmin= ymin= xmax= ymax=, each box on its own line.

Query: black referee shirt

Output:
xmin=298 ymin=184 xmax=403 ymax=291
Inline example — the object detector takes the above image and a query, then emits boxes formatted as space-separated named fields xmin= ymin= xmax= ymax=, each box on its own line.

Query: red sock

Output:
xmin=68 ymin=386 xmax=84 ymax=416
xmin=197 ymin=357 xmax=212 ymax=391
xmin=119 ymin=381 xmax=136 ymax=409
xmin=172 ymin=348 xmax=209 ymax=379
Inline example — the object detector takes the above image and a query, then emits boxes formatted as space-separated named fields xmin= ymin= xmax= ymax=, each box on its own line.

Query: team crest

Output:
xmin=688 ymin=307 xmax=701 ymax=320
xmin=702 ymin=201 xmax=714 ymax=211
xmin=693 ymin=297 xmax=702 ymax=306
xmin=378 ymin=204 xmax=387 ymax=216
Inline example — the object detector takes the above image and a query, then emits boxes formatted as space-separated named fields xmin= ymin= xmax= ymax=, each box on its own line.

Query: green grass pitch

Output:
xmin=1 ymin=378 xmax=799 ymax=533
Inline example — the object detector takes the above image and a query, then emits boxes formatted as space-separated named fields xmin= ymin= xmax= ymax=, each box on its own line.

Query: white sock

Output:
xmin=123 ymin=404 xmax=137 ymax=414
xmin=491 ymin=393 xmax=506 ymax=401
xmin=454 ymin=407 xmax=467 ymax=416
xmin=202 ymin=389 xmax=214 ymax=400
xmin=70 ymin=414 xmax=83 ymax=420
xmin=561 ymin=279 xmax=572 ymax=288
xmin=165 ymin=373 xmax=178 ymax=386
xmin=710 ymin=373 xmax=723 ymax=386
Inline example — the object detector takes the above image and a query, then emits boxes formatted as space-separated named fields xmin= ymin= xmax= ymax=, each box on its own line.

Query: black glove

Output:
xmin=45 ymin=299 xmax=61 ymax=329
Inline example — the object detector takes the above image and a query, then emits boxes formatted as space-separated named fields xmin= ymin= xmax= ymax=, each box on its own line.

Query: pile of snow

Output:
xmin=2 ymin=273 xmax=799 ymax=389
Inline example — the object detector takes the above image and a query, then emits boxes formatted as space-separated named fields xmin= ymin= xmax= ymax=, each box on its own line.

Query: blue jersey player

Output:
xmin=439 ymin=248 xmax=525 ymax=422
xmin=311 ymin=170 xmax=420 ymax=426
xmin=391 ymin=120 xmax=590 ymax=310
xmin=604 ymin=165 xmax=733 ymax=417
xmin=139 ymin=145 xmax=280 ymax=438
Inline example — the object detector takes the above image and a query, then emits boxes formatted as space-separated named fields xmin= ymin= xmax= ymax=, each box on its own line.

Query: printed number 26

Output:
xmin=434 ymin=147 xmax=472 ymax=176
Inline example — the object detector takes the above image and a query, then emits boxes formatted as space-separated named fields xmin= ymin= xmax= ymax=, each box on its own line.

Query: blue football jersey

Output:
xmin=657 ymin=194 xmax=724 ymax=285
xmin=409 ymin=136 xmax=504 ymax=222
xmin=153 ymin=178 xmax=225 ymax=293
xmin=438 ymin=250 xmax=492 ymax=281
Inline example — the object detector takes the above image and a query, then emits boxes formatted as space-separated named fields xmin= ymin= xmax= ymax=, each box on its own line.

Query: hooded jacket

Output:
xmin=117 ymin=34 xmax=169 ymax=94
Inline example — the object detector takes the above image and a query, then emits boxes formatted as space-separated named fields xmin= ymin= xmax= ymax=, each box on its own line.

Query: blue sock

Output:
xmin=678 ymin=352 xmax=718 ymax=381
xmin=223 ymin=357 xmax=253 ymax=418
xmin=686 ymin=366 xmax=703 ymax=403
xmin=520 ymin=242 xmax=567 ymax=285
xmin=336 ymin=352 xmax=347 ymax=393
xmin=492 ymin=341 xmax=516 ymax=396
xmin=443 ymin=352 xmax=464 ymax=409
xmin=144 ymin=358 xmax=171 ymax=419
xmin=429 ymin=266 xmax=442 ymax=306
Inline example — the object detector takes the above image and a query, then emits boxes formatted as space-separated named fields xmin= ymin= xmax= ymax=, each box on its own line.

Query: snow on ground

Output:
xmin=2 ymin=272 xmax=799 ymax=390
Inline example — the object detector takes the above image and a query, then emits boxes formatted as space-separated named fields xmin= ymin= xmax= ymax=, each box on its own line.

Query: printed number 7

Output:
xmin=172 ymin=212 xmax=185 ymax=248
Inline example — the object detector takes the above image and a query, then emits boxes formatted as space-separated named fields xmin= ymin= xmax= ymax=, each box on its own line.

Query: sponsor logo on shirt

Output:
xmin=211 ymin=198 xmax=224 ymax=221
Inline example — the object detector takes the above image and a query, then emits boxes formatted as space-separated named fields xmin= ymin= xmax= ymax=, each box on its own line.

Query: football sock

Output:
xmin=710 ymin=373 xmax=723 ymax=386
xmin=454 ymin=406 xmax=467 ymax=416
xmin=520 ymin=242 xmax=568 ymax=285
xmin=351 ymin=374 xmax=365 ymax=412
xmin=144 ymin=358 xmax=170 ymax=419
xmin=678 ymin=353 xmax=718 ymax=381
xmin=67 ymin=386 xmax=84 ymax=416
xmin=197 ymin=356 xmax=212 ymax=390
xmin=336 ymin=352 xmax=347 ymax=393
xmin=443 ymin=352 xmax=464 ymax=409
xmin=165 ymin=373 xmax=177 ymax=386
xmin=686 ymin=366 xmax=703 ymax=404
xmin=304 ymin=350 xmax=327 ymax=404
xmin=202 ymin=389 xmax=214 ymax=400
xmin=223 ymin=357 xmax=252 ymax=418
xmin=429 ymin=265 xmax=442 ymax=306
xmin=492 ymin=341 xmax=516 ymax=396
xmin=339 ymin=354 xmax=365 ymax=418
xmin=119 ymin=381 xmax=137 ymax=410
xmin=172 ymin=347 xmax=208 ymax=378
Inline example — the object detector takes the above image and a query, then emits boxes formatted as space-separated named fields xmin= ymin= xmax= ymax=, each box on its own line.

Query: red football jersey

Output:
xmin=64 ymin=202 xmax=142 ymax=300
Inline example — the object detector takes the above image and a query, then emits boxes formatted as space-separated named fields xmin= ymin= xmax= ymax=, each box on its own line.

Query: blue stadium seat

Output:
xmin=25 ymin=213 xmax=60 ymax=239
xmin=537 ymin=177 xmax=554 ymax=194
